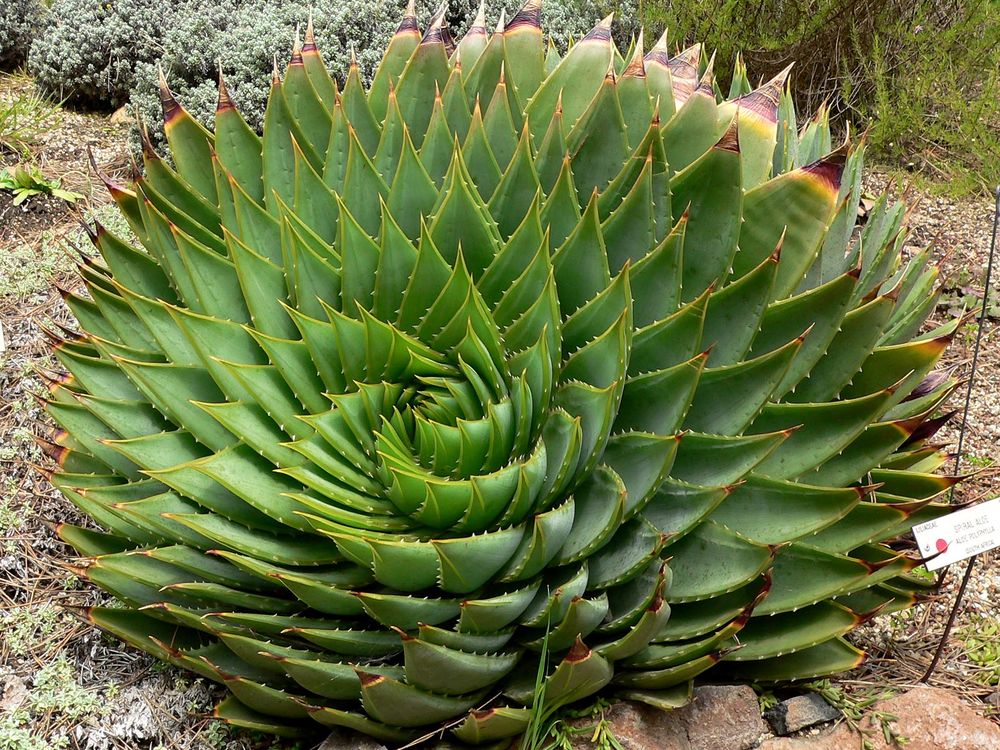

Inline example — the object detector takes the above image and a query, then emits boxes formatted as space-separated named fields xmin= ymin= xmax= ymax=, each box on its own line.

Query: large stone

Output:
xmin=571 ymin=685 xmax=767 ymax=750
xmin=766 ymin=693 xmax=842 ymax=735
xmin=685 ymin=685 xmax=770 ymax=750
xmin=758 ymin=686 xmax=1000 ymax=750
xmin=573 ymin=699 xmax=688 ymax=749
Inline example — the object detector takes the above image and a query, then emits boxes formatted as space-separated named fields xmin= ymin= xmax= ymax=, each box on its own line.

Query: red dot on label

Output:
xmin=935 ymin=538 xmax=949 ymax=553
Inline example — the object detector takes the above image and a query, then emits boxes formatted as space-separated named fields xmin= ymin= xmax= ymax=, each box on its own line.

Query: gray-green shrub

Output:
xmin=1 ymin=0 xmax=44 ymax=69
xmin=28 ymin=0 xmax=167 ymax=106
xmin=28 ymin=0 xmax=634 ymax=116
xmin=125 ymin=0 xmax=635 ymax=149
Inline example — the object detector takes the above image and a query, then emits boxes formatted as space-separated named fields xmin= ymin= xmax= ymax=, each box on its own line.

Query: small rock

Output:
xmin=317 ymin=727 xmax=388 ymax=750
xmin=109 ymin=106 xmax=132 ymax=125
xmin=986 ymin=690 xmax=1000 ymax=709
xmin=766 ymin=693 xmax=841 ymax=735
xmin=759 ymin=686 xmax=1000 ymax=750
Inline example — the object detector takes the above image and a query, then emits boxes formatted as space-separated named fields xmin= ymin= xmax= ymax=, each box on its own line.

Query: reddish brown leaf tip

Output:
xmin=137 ymin=119 xmax=157 ymax=160
xmin=582 ymin=14 xmax=614 ymax=43
xmin=157 ymin=66 xmax=181 ymax=125
xmin=271 ymin=55 xmax=282 ymax=86
xmin=356 ymin=671 xmax=384 ymax=688
xmin=670 ymin=43 xmax=700 ymax=71
xmin=905 ymin=371 xmax=950 ymax=402
xmin=715 ymin=117 xmax=740 ymax=153
xmin=855 ymin=483 xmax=882 ymax=499
xmin=622 ymin=30 xmax=646 ymax=78
xmin=566 ymin=636 xmax=591 ymax=663
xmin=421 ymin=5 xmax=448 ymax=46
xmin=87 ymin=146 xmax=130 ymax=197
xmin=710 ymin=648 xmax=732 ymax=663
xmin=397 ymin=15 xmax=420 ymax=37
xmin=35 ymin=436 xmax=70 ymax=466
xmin=60 ymin=604 xmax=93 ymax=622
xmin=802 ymin=142 xmax=850 ymax=192
xmin=507 ymin=0 xmax=543 ymax=31
xmin=389 ymin=625 xmax=414 ymax=641
xmin=289 ymin=27 xmax=304 ymax=66
xmin=466 ymin=0 xmax=486 ymax=34
xmin=695 ymin=52 xmax=716 ymax=95
xmin=303 ymin=13 xmax=318 ymax=51
xmin=80 ymin=219 xmax=99 ymax=244
xmin=28 ymin=462 xmax=55 ymax=481
xmin=736 ymin=68 xmax=790 ymax=125
xmin=644 ymin=30 xmax=670 ymax=68
xmin=59 ymin=562 xmax=91 ymax=578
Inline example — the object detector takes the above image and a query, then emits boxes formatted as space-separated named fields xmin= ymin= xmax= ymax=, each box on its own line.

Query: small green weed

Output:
xmin=539 ymin=698 xmax=625 ymax=750
xmin=805 ymin=679 xmax=909 ymax=750
xmin=965 ymin=454 xmax=994 ymax=469
xmin=0 ymin=656 xmax=113 ymax=750
xmin=198 ymin=721 xmax=236 ymax=749
xmin=0 ymin=488 xmax=28 ymax=553
xmin=0 ymin=603 xmax=65 ymax=658
xmin=757 ymin=688 xmax=780 ymax=712
xmin=0 ymin=165 xmax=84 ymax=206
xmin=0 ymin=82 xmax=62 ymax=157
xmin=29 ymin=656 xmax=110 ymax=721
xmin=957 ymin=615 xmax=1000 ymax=686
xmin=0 ymin=714 xmax=58 ymax=750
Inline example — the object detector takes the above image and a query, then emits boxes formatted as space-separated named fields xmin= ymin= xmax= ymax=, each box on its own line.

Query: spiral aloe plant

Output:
xmin=41 ymin=0 xmax=961 ymax=743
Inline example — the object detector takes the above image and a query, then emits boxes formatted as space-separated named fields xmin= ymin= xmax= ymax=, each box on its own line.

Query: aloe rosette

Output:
xmin=41 ymin=0 xmax=961 ymax=743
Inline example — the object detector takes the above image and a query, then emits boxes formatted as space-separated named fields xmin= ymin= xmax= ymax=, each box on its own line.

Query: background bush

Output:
xmin=28 ymin=0 xmax=167 ymax=106
xmin=27 ymin=0 xmax=634 ymax=148
xmin=1 ymin=0 xmax=44 ymax=69
xmin=639 ymin=0 xmax=1000 ymax=192
xmin=19 ymin=0 xmax=998 ymax=192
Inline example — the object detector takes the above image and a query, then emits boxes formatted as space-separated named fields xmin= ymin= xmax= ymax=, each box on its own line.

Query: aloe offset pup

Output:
xmin=40 ymin=0 xmax=959 ymax=743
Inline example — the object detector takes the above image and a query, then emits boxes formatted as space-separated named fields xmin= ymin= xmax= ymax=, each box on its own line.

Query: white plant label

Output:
xmin=912 ymin=498 xmax=1000 ymax=571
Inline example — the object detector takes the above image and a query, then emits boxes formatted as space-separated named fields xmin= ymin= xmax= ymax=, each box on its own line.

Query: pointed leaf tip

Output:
xmin=566 ymin=636 xmax=591 ymax=662
xmin=802 ymin=141 xmax=849 ymax=192
xmin=507 ymin=0 xmax=542 ymax=30
xmin=422 ymin=2 xmax=448 ymax=44
xmin=303 ymin=11 xmax=317 ymax=50
xmin=583 ymin=13 xmax=614 ymax=42
xmin=471 ymin=0 xmax=486 ymax=29
xmin=397 ymin=0 xmax=420 ymax=34
xmin=216 ymin=66 xmax=235 ymax=111
xmin=290 ymin=26 xmax=304 ymax=65
xmin=623 ymin=29 xmax=645 ymax=77
xmin=156 ymin=66 xmax=181 ymax=123
xmin=715 ymin=117 xmax=740 ymax=153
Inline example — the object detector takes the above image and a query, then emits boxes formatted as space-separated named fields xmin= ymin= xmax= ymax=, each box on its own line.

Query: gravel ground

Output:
xmin=2 ymin=74 xmax=999 ymax=749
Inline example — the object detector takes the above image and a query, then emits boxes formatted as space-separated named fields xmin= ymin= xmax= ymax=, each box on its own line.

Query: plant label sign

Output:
xmin=913 ymin=498 xmax=1000 ymax=570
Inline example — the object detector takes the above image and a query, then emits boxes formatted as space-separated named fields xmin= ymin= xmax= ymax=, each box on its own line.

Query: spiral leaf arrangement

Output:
xmin=41 ymin=0 xmax=960 ymax=744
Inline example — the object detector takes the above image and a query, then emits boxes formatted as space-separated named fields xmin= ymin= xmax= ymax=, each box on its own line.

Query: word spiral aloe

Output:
xmin=42 ymin=0 xmax=960 ymax=743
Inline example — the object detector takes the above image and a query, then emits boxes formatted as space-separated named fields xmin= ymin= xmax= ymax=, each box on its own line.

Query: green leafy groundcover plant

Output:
xmin=42 ymin=0 xmax=960 ymax=743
